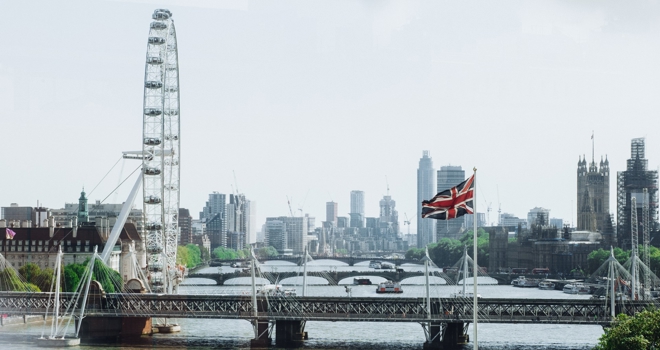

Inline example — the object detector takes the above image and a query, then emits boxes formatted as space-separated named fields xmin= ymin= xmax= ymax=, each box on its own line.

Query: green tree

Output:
xmin=587 ymin=249 xmax=610 ymax=274
xmin=429 ymin=238 xmax=463 ymax=267
xmin=19 ymin=263 xmax=53 ymax=292
xmin=182 ymin=244 xmax=202 ymax=268
xmin=587 ymin=248 xmax=632 ymax=274
xmin=61 ymin=259 xmax=122 ymax=293
xmin=213 ymin=247 xmax=241 ymax=260
xmin=62 ymin=266 xmax=80 ymax=292
xmin=459 ymin=229 xmax=489 ymax=267
xmin=92 ymin=260 xmax=122 ymax=293
xmin=405 ymin=247 xmax=425 ymax=260
xmin=177 ymin=246 xmax=190 ymax=266
xmin=594 ymin=309 xmax=660 ymax=350
xmin=0 ymin=268 xmax=32 ymax=291
xmin=257 ymin=246 xmax=278 ymax=259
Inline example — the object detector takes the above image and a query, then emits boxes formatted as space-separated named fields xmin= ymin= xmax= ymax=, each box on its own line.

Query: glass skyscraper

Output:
xmin=436 ymin=165 xmax=465 ymax=240
xmin=417 ymin=151 xmax=435 ymax=248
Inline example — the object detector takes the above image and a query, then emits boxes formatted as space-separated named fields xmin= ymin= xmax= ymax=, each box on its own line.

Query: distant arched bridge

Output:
xmin=188 ymin=270 xmax=454 ymax=286
xmin=208 ymin=256 xmax=422 ymax=267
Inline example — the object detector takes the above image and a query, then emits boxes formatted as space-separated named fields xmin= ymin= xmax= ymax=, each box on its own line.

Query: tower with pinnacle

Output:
xmin=77 ymin=187 xmax=89 ymax=224
xmin=576 ymin=135 xmax=610 ymax=233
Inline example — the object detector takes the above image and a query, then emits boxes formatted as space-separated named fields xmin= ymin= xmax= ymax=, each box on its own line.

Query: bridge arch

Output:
xmin=337 ymin=276 xmax=389 ymax=285
xmin=224 ymin=277 xmax=271 ymax=285
xmin=400 ymin=276 xmax=448 ymax=285
xmin=306 ymin=259 xmax=349 ymax=266
xmin=180 ymin=277 xmax=218 ymax=286
xmin=262 ymin=261 xmax=297 ymax=266
xmin=456 ymin=276 xmax=499 ymax=285
xmin=279 ymin=276 xmax=330 ymax=285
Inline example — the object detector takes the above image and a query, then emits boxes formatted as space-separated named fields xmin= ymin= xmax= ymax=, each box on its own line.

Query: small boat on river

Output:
xmin=258 ymin=284 xmax=297 ymax=297
xmin=511 ymin=276 xmax=539 ymax=288
xmin=538 ymin=281 xmax=556 ymax=290
xmin=563 ymin=283 xmax=590 ymax=295
xmin=376 ymin=280 xmax=402 ymax=293
xmin=353 ymin=278 xmax=372 ymax=285
xmin=450 ymin=291 xmax=481 ymax=298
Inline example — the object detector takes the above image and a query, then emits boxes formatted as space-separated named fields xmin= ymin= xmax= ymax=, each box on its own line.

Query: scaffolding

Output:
xmin=616 ymin=138 xmax=658 ymax=247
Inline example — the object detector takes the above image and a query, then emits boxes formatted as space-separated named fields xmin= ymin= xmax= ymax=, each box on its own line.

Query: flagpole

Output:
xmin=472 ymin=167 xmax=478 ymax=350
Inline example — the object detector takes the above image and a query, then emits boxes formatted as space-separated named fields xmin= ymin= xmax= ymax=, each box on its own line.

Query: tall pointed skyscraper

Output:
xmin=417 ymin=151 xmax=435 ymax=248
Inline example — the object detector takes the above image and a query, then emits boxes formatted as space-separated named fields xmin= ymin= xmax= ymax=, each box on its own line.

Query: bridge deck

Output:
xmin=0 ymin=292 xmax=650 ymax=326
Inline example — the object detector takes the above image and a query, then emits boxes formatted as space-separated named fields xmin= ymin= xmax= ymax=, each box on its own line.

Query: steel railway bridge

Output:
xmin=0 ymin=291 xmax=651 ymax=348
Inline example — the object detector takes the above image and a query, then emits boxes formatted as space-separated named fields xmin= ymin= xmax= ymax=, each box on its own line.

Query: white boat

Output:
xmin=511 ymin=276 xmax=539 ymax=288
xmin=380 ymin=262 xmax=394 ymax=269
xmin=258 ymin=284 xmax=297 ymax=297
xmin=563 ymin=283 xmax=590 ymax=294
xmin=538 ymin=281 xmax=555 ymax=290
xmin=450 ymin=291 xmax=481 ymax=298
xmin=376 ymin=280 xmax=403 ymax=293
xmin=369 ymin=261 xmax=382 ymax=269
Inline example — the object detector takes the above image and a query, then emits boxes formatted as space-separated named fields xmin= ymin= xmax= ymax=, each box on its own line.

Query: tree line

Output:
xmin=212 ymin=246 xmax=279 ymax=260
xmin=0 ymin=260 xmax=122 ymax=293
xmin=405 ymin=229 xmax=489 ymax=268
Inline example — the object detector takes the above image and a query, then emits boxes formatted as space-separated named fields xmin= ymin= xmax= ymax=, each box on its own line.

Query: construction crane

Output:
xmin=298 ymin=189 xmax=310 ymax=217
xmin=404 ymin=213 xmax=412 ymax=235
xmin=487 ymin=202 xmax=492 ymax=226
xmin=232 ymin=170 xmax=243 ymax=216
xmin=286 ymin=196 xmax=295 ymax=217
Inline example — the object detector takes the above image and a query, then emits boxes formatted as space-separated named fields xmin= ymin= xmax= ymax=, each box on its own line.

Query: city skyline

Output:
xmin=1 ymin=1 xmax=659 ymax=230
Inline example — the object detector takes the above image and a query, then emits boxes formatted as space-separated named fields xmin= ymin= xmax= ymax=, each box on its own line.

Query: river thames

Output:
xmin=0 ymin=260 xmax=604 ymax=349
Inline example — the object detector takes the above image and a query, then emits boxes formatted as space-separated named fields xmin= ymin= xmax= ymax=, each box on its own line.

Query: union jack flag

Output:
xmin=421 ymin=175 xmax=474 ymax=220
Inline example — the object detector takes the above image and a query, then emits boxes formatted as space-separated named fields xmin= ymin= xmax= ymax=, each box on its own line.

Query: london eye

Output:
xmin=142 ymin=8 xmax=180 ymax=293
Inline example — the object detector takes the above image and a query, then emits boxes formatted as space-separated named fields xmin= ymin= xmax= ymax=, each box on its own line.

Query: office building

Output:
xmin=179 ymin=208 xmax=193 ymax=245
xmin=266 ymin=216 xmax=309 ymax=254
xmin=200 ymin=192 xmax=226 ymax=221
xmin=350 ymin=191 xmax=365 ymax=228
xmin=417 ymin=150 xmax=435 ymax=247
xmin=245 ymin=200 xmax=257 ymax=244
xmin=326 ymin=202 xmax=338 ymax=227
xmin=436 ymin=166 xmax=465 ymax=239
xmin=265 ymin=220 xmax=287 ymax=254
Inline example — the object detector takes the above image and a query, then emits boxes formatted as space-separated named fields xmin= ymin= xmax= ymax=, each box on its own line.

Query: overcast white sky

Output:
xmin=1 ymin=0 xmax=659 ymax=231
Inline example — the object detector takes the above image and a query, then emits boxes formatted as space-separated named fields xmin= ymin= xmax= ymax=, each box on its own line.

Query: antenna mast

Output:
xmin=385 ymin=176 xmax=390 ymax=196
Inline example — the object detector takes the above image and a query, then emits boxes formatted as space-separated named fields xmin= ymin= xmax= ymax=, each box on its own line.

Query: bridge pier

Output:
xmin=250 ymin=296 xmax=272 ymax=348
xmin=423 ymin=322 xmax=469 ymax=350
xmin=250 ymin=320 xmax=272 ymax=348
xmin=78 ymin=316 xmax=153 ymax=341
xmin=442 ymin=322 xmax=469 ymax=348
xmin=275 ymin=320 xmax=307 ymax=347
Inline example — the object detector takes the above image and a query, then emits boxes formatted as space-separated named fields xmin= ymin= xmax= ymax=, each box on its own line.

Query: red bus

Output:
xmin=532 ymin=268 xmax=550 ymax=274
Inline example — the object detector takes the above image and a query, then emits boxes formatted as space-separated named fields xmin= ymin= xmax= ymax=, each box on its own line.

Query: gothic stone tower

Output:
xmin=577 ymin=155 xmax=609 ymax=232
